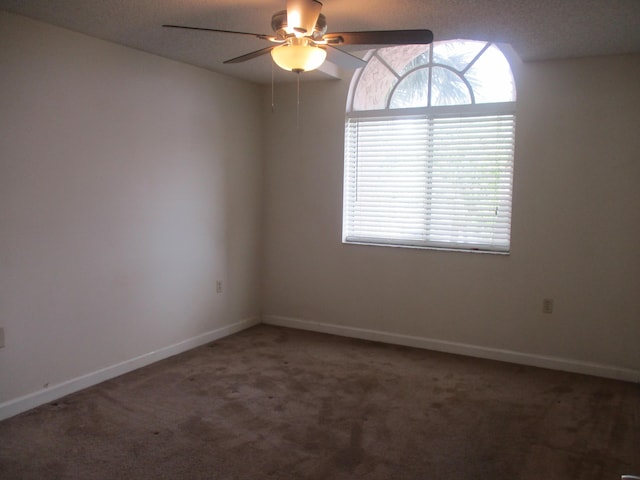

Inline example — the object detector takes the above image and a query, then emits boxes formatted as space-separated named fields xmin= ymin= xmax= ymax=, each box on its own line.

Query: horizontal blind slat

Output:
xmin=344 ymin=114 xmax=514 ymax=251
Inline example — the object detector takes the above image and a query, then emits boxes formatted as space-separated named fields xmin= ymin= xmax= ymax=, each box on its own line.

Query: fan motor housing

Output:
xmin=271 ymin=10 xmax=327 ymax=40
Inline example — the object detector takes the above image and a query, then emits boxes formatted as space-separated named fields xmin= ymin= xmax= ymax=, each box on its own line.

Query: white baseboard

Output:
xmin=0 ymin=317 xmax=260 ymax=421
xmin=262 ymin=315 xmax=639 ymax=383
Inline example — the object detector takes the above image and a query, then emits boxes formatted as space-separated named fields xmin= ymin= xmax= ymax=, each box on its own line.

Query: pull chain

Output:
xmin=296 ymin=72 xmax=300 ymax=130
xmin=271 ymin=58 xmax=275 ymax=113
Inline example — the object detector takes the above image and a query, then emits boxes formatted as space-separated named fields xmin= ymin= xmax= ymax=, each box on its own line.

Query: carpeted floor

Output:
xmin=0 ymin=324 xmax=638 ymax=479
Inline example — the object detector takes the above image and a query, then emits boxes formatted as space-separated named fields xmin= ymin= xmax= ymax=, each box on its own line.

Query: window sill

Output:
xmin=342 ymin=239 xmax=510 ymax=255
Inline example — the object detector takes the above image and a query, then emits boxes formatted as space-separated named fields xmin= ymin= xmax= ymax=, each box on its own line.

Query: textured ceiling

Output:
xmin=2 ymin=0 xmax=640 ymax=84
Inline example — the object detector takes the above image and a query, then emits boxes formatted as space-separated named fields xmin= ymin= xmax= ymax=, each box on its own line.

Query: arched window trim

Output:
xmin=386 ymin=63 xmax=477 ymax=108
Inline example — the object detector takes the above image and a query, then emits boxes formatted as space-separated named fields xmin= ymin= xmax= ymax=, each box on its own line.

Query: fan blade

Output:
xmin=163 ymin=24 xmax=272 ymax=41
xmin=326 ymin=45 xmax=367 ymax=69
xmin=323 ymin=29 xmax=433 ymax=45
xmin=223 ymin=46 xmax=276 ymax=64
xmin=286 ymin=0 xmax=322 ymax=35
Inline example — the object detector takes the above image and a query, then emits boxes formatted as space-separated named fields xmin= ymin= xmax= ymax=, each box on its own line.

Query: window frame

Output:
xmin=343 ymin=41 xmax=517 ymax=254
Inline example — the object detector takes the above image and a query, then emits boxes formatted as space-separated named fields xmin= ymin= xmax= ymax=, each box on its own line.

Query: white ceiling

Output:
xmin=2 ymin=0 xmax=640 ymax=84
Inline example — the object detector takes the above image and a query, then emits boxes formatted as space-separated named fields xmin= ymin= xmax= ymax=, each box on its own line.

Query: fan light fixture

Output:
xmin=271 ymin=37 xmax=327 ymax=73
xmin=163 ymin=0 xmax=434 ymax=75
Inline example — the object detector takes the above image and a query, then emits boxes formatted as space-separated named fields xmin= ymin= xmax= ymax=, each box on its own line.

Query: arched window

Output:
xmin=343 ymin=40 xmax=516 ymax=253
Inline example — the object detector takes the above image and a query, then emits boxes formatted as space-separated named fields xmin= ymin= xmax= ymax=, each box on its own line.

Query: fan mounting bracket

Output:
xmin=271 ymin=10 xmax=327 ymax=40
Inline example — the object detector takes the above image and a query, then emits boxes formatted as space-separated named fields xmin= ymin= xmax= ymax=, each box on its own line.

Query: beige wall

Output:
xmin=1 ymin=8 xmax=638 ymax=413
xmin=0 ymin=12 xmax=263 ymax=405
xmin=261 ymin=54 xmax=640 ymax=376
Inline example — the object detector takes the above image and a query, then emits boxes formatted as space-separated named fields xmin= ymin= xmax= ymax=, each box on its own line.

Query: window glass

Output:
xmin=432 ymin=40 xmax=484 ymax=71
xmin=352 ymin=56 xmax=397 ymax=111
xmin=377 ymin=44 xmax=429 ymax=75
xmin=465 ymin=45 xmax=516 ymax=103
xmin=430 ymin=67 xmax=471 ymax=106
xmin=352 ymin=40 xmax=515 ymax=111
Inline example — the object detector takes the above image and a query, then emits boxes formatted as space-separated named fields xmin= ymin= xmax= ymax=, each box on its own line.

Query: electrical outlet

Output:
xmin=542 ymin=299 xmax=554 ymax=314
xmin=216 ymin=281 xmax=223 ymax=294
xmin=0 ymin=327 xmax=4 ymax=348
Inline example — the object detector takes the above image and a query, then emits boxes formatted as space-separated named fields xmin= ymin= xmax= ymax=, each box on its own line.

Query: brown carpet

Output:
xmin=1 ymin=325 xmax=638 ymax=479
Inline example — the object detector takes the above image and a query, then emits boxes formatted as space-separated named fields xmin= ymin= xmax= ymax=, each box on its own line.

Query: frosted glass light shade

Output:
xmin=271 ymin=43 xmax=327 ymax=72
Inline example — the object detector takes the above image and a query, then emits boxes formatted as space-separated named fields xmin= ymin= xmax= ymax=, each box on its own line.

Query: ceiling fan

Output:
xmin=163 ymin=0 xmax=433 ymax=74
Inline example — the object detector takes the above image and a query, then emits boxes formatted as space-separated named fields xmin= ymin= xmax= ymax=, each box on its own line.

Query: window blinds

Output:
xmin=343 ymin=114 xmax=515 ymax=252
